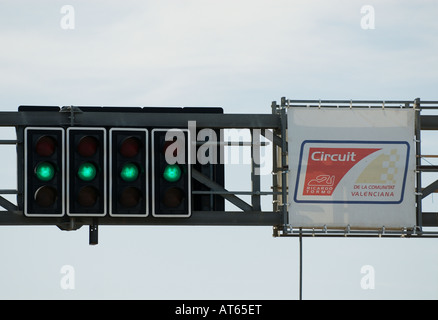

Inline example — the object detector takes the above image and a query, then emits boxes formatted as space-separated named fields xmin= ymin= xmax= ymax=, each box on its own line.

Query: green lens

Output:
xmin=35 ymin=162 xmax=55 ymax=181
xmin=120 ymin=163 xmax=139 ymax=182
xmin=163 ymin=164 xmax=182 ymax=182
xmin=77 ymin=162 xmax=97 ymax=181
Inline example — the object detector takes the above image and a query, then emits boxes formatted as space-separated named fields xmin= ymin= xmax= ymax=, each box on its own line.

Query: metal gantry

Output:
xmin=0 ymin=99 xmax=437 ymax=241
xmin=0 ymin=106 xmax=283 ymax=234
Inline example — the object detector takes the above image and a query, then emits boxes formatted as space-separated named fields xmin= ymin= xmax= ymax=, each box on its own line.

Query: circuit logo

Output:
xmin=303 ymin=148 xmax=380 ymax=196
xmin=294 ymin=141 xmax=410 ymax=204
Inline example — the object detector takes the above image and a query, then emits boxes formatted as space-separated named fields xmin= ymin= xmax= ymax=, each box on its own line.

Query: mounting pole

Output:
xmin=280 ymin=97 xmax=289 ymax=233
xmin=299 ymin=229 xmax=303 ymax=300
xmin=414 ymin=98 xmax=423 ymax=233
xmin=89 ymin=218 xmax=98 ymax=245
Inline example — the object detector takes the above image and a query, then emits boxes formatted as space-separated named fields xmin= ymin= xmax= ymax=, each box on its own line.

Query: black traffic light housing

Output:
xmin=19 ymin=106 xmax=225 ymax=220
xmin=67 ymin=127 xmax=107 ymax=217
xmin=24 ymin=127 xmax=65 ymax=217
xmin=152 ymin=128 xmax=191 ymax=217
xmin=109 ymin=128 xmax=148 ymax=217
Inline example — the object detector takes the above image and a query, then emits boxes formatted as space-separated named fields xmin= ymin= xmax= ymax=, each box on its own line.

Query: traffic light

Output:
xmin=24 ymin=127 xmax=65 ymax=217
xmin=109 ymin=128 xmax=148 ymax=217
xmin=67 ymin=127 xmax=107 ymax=216
xmin=152 ymin=128 xmax=191 ymax=217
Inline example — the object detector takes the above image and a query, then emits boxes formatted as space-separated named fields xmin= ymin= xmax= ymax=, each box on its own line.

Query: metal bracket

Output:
xmin=89 ymin=219 xmax=98 ymax=245
xmin=60 ymin=106 xmax=83 ymax=127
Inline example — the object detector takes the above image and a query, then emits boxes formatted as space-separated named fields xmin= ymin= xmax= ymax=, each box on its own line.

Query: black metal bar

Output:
xmin=280 ymin=233 xmax=438 ymax=238
xmin=422 ymin=180 xmax=438 ymax=199
xmin=418 ymin=165 xmax=438 ymax=172
xmin=0 ymin=196 xmax=18 ymax=213
xmin=280 ymin=98 xmax=289 ymax=231
xmin=261 ymin=130 xmax=284 ymax=150
xmin=0 ymin=190 xmax=18 ymax=194
xmin=415 ymin=98 xmax=423 ymax=231
xmin=0 ymin=112 xmax=281 ymax=129
xmin=299 ymin=229 xmax=303 ymax=301
xmin=15 ymin=127 xmax=23 ymax=213
xmin=2 ymin=108 xmax=435 ymax=130
xmin=191 ymin=190 xmax=280 ymax=195
xmin=287 ymin=99 xmax=415 ymax=104
xmin=421 ymin=116 xmax=438 ymax=130
xmin=422 ymin=212 xmax=438 ymax=227
xmin=251 ymin=129 xmax=261 ymax=211
xmin=271 ymin=101 xmax=280 ymax=213
xmin=89 ymin=219 xmax=98 ymax=245
xmin=0 ymin=210 xmax=282 ymax=226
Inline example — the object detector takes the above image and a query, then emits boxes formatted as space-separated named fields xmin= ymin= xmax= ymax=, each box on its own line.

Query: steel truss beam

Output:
xmin=0 ymin=107 xmax=283 ymax=232
xmin=0 ymin=100 xmax=436 ymax=240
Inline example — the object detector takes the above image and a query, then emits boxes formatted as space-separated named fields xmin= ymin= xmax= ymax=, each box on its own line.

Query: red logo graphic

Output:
xmin=303 ymin=147 xmax=380 ymax=196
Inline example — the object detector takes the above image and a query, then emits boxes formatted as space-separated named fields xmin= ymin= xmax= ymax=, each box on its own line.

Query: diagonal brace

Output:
xmin=0 ymin=196 xmax=18 ymax=214
xmin=422 ymin=180 xmax=438 ymax=199
xmin=192 ymin=169 xmax=253 ymax=212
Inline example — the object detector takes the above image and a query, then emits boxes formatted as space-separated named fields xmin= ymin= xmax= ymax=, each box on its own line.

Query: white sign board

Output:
xmin=287 ymin=107 xmax=416 ymax=230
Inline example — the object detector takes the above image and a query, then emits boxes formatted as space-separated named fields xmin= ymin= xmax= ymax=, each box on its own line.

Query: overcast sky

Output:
xmin=0 ymin=0 xmax=437 ymax=300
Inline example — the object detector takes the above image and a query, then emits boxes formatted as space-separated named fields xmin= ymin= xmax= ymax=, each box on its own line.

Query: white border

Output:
xmin=24 ymin=127 xmax=65 ymax=217
xmin=152 ymin=128 xmax=191 ymax=218
xmin=67 ymin=127 xmax=107 ymax=217
xmin=109 ymin=128 xmax=149 ymax=217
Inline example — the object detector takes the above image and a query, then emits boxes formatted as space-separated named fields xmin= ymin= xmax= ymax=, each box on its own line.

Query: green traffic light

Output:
xmin=35 ymin=162 xmax=55 ymax=181
xmin=120 ymin=163 xmax=139 ymax=182
xmin=163 ymin=164 xmax=182 ymax=182
xmin=77 ymin=162 xmax=97 ymax=181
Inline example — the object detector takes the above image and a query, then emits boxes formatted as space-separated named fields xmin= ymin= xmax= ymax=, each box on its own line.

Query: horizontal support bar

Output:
xmin=421 ymin=116 xmax=438 ymax=130
xmin=418 ymin=165 xmax=438 ymax=172
xmin=287 ymin=99 xmax=417 ymax=104
xmin=277 ymin=232 xmax=438 ymax=238
xmin=0 ymin=211 xmax=283 ymax=227
xmin=192 ymin=190 xmax=281 ymax=195
xmin=0 ymin=111 xmax=436 ymax=131
xmin=0 ymin=112 xmax=281 ymax=129
xmin=286 ymin=99 xmax=438 ymax=108
xmin=0 ymin=211 xmax=434 ymax=229
xmin=0 ymin=190 xmax=18 ymax=194
xmin=0 ymin=140 xmax=18 ymax=144
xmin=422 ymin=212 xmax=438 ymax=227
xmin=195 ymin=141 xmax=270 ymax=146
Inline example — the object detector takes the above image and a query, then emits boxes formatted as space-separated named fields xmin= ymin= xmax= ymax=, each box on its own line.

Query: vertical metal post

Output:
xmin=280 ymin=97 xmax=289 ymax=232
xmin=271 ymin=101 xmax=279 ymax=213
xmin=414 ymin=98 xmax=423 ymax=232
xmin=299 ymin=228 xmax=303 ymax=300
xmin=251 ymin=129 xmax=261 ymax=211
xmin=15 ymin=126 xmax=24 ymax=211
